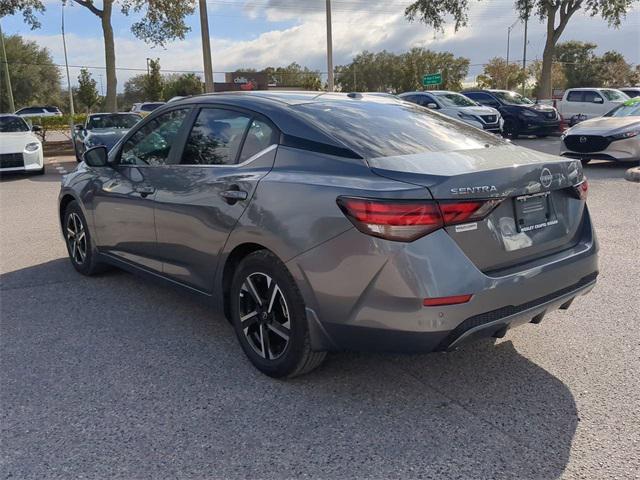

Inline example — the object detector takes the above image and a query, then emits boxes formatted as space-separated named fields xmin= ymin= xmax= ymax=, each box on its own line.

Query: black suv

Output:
xmin=463 ymin=89 xmax=560 ymax=138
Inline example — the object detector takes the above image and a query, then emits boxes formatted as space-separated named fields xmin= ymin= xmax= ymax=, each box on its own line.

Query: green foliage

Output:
xmin=76 ymin=68 xmax=101 ymax=113
xmin=143 ymin=58 xmax=163 ymax=101
xmin=0 ymin=0 xmax=45 ymax=29
xmin=262 ymin=63 xmax=322 ymax=88
xmin=163 ymin=73 xmax=203 ymax=99
xmin=27 ymin=113 xmax=87 ymax=142
xmin=336 ymin=48 xmax=469 ymax=93
xmin=120 ymin=0 xmax=196 ymax=47
xmin=122 ymin=74 xmax=146 ymax=108
xmin=0 ymin=33 xmax=62 ymax=113
xmin=528 ymin=60 xmax=566 ymax=96
xmin=476 ymin=57 xmax=527 ymax=90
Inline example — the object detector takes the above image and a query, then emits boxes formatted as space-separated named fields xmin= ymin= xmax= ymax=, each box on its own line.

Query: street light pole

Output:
xmin=522 ymin=3 xmax=530 ymax=96
xmin=0 ymin=20 xmax=15 ymax=112
xmin=505 ymin=18 xmax=519 ymax=90
xmin=199 ymin=0 xmax=214 ymax=93
xmin=325 ymin=0 xmax=334 ymax=92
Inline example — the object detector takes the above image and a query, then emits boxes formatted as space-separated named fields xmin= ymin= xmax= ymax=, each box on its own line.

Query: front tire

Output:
xmin=63 ymin=201 xmax=106 ymax=276
xmin=230 ymin=250 xmax=326 ymax=378
xmin=502 ymin=118 xmax=520 ymax=139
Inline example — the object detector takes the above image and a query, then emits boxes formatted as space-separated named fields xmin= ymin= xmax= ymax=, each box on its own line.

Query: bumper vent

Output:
xmin=0 ymin=153 xmax=24 ymax=169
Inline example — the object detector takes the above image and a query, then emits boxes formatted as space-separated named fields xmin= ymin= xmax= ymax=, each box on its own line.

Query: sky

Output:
xmin=2 ymin=0 xmax=639 ymax=92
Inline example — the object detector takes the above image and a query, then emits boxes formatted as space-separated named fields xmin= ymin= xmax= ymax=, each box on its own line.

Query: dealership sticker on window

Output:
xmin=455 ymin=222 xmax=478 ymax=233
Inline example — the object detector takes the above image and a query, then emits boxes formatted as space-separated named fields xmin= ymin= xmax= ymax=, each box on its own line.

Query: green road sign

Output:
xmin=422 ymin=73 xmax=442 ymax=86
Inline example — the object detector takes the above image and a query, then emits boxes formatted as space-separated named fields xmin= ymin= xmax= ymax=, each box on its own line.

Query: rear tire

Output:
xmin=230 ymin=250 xmax=326 ymax=378
xmin=63 ymin=201 xmax=107 ymax=276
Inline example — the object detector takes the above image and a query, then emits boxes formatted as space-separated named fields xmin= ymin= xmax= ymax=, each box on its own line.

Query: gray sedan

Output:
xmin=59 ymin=92 xmax=598 ymax=378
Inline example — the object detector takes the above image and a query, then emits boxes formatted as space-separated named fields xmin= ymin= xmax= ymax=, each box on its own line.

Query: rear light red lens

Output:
xmin=337 ymin=196 xmax=502 ymax=242
xmin=574 ymin=178 xmax=588 ymax=201
xmin=423 ymin=294 xmax=472 ymax=307
xmin=336 ymin=197 xmax=443 ymax=241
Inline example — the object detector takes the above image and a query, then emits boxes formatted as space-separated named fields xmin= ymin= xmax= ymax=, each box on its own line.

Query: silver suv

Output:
xmin=59 ymin=92 xmax=598 ymax=378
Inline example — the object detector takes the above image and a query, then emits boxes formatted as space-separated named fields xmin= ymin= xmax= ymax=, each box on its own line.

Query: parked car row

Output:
xmin=73 ymin=113 xmax=143 ymax=161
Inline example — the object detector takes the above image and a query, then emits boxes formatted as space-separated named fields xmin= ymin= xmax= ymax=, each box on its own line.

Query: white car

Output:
xmin=399 ymin=90 xmax=503 ymax=133
xmin=0 ymin=115 xmax=44 ymax=175
xmin=15 ymin=105 xmax=63 ymax=119
xmin=619 ymin=87 xmax=640 ymax=99
xmin=130 ymin=102 xmax=165 ymax=116
xmin=557 ymin=88 xmax=629 ymax=122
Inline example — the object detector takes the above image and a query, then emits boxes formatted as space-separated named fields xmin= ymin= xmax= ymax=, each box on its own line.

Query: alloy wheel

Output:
xmin=66 ymin=212 xmax=87 ymax=265
xmin=238 ymin=272 xmax=291 ymax=360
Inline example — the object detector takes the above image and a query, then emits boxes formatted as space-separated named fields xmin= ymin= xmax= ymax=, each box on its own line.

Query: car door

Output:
xmin=90 ymin=108 xmax=191 ymax=271
xmin=582 ymin=90 xmax=604 ymax=118
xmin=149 ymin=106 xmax=279 ymax=292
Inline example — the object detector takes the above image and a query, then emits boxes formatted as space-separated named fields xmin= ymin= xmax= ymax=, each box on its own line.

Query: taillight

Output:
xmin=573 ymin=178 xmax=588 ymax=201
xmin=337 ymin=196 xmax=502 ymax=242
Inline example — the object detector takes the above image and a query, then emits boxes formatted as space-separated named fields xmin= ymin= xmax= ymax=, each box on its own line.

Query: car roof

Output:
xmin=565 ymin=87 xmax=622 ymax=91
xmin=88 ymin=112 xmax=140 ymax=116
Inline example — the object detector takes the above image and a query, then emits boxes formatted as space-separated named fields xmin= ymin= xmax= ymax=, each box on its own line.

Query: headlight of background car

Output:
xmin=610 ymin=129 xmax=639 ymax=140
xmin=24 ymin=142 xmax=40 ymax=152
xmin=521 ymin=109 xmax=539 ymax=118
xmin=458 ymin=112 xmax=478 ymax=122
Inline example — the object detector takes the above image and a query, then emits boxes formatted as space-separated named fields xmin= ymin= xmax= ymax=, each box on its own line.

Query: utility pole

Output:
xmin=146 ymin=57 xmax=150 ymax=76
xmin=0 ymin=20 xmax=15 ymax=112
xmin=522 ymin=4 xmax=530 ymax=96
xmin=62 ymin=1 xmax=75 ymax=133
xmin=325 ymin=0 xmax=334 ymax=92
xmin=199 ymin=0 xmax=214 ymax=93
xmin=505 ymin=18 xmax=518 ymax=90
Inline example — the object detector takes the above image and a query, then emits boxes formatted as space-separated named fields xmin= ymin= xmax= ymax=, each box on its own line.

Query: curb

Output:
xmin=625 ymin=166 xmax=640 ymax=182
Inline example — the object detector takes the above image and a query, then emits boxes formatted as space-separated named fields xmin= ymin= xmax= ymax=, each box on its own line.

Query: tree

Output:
xmin=122 ymin=74 xmax=146 ymax=108
xmin=0 ymin=0 xmax=45 ymax=29
xmin=76 ymin=68 xmax=100 ymax=113
xmin=528 ymin=59 xmax=566 ymax=96
xmin=0 ymin=33 xmax=61 ymax=112
xmin=597 ymin=51 xmax=638 ymax=87
xmin=554 ymin=41 xmax=600 ymax=88
xmin=70 ymin=0 xmax=196 ymax=111
xmin=476 ymin=57 xmax=528 ymax=90
xmin=163 ymin=73 xmax=203 ymax=99
xmin=405 ymin=0 xmax=638 ymax=99
xmin=143 ymin=58 xmax=163 ymax=101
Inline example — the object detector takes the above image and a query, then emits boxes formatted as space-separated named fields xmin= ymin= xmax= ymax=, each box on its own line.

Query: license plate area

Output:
xmin=514 ymin=192 xmax=557 ymax=232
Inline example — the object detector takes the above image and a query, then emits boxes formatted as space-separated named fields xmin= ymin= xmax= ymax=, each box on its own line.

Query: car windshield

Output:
xmin=434 ymin=93 xmax=477 ymax=107
xmin=0 ymin=116 xmax=30 ymax=133
xmin=87 ymin=114 xmax=141 ymax=129
xmin=603 ymin=101 xmax=640 ymax=117
xmin=601 ymin=89 xmax=628 ymax=101
xmin=141 ymin=103 xmax=164 ymax=112
xmin=292 ymin=99 xmax=505 ymax=158
xmin=492 ymin=91 xmax=533 ymax=105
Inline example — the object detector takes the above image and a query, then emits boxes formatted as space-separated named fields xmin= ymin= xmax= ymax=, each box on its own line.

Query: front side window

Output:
xmin=120 ymin=109 xmax=188 ymax=166
xmin=181 ymin=109 xmax=252 ymax=165
xmin=0 ymin=116 xmax=30 ymax=132
xmin=582 ymin=91 xmax=601 ymax=103
xmin=435 ymin=93 xmax=477 ymax=107
xmin=415 ymin=94 xmax=437 ymax=107
xmin=492 ymin=91 xmax=533 ymax=105
xmin=601 ymin=89 xmax=628 ymax=102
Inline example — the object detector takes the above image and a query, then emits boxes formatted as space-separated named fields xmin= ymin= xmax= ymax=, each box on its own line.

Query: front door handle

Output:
xmin=136 ymin=184 xmax=156 ymax=197
xmin=220 ymin=189 xmax=248 ymax=204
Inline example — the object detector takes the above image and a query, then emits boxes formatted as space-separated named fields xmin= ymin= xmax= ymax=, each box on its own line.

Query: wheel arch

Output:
xmin=59 ymin=193 xmax=77 ymax=226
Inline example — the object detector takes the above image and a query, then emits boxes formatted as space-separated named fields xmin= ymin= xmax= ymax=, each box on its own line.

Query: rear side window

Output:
xmin=238 ymin=119 xmax=278 ymax=162
xmin=181 ymin=108 xmax=252 ymax=165
xmin=566 ymin=91 xmax=583 ymax=102
xmin=292 ymin=100 xmax=505 ymax=158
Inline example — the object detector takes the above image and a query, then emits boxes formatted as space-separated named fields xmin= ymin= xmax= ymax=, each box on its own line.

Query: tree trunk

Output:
xmin=102 ymin=1 xmax=117 ymax=111
xmin=539 ymin=38 xmax=555 ymax=99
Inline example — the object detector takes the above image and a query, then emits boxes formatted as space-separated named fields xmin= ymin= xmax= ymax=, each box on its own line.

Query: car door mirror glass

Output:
xmin=83 ymin=145 xmax=109 ymax=167
xmin=426 ymin=103 xmax=438 ymax=109
xmin=593 ymin=97 xmax=604 ymax=104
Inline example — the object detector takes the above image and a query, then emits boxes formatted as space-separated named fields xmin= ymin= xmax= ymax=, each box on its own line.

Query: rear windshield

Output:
xmin=141 ymin=103 xmax=164 ymax=112
xmin=87 ymin=114 xmax=141 ymax=129
xmin=0 ymin=116 xmax=30 ymax=132
xmin=292 ymin=100 xmax=505 ymax=158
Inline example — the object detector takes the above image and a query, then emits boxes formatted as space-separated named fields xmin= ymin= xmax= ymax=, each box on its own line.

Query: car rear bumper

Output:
xmin=290 ymin=209 xmax=598 ymax=353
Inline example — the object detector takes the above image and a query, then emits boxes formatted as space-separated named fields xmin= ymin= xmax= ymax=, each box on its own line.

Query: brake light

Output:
xmin=337 ymin=197 xmax=502 ymax=242
xmin=574 ymin=178 xmax=588 ymax=201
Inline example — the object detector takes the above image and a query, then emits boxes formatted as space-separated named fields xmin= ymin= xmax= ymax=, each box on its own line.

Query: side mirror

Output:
xmin=426 ymin=102 xmax=438 ymax=109
xmin=593 ymin=97 xmax=604 ymax=104
xmin=31 ymin=125 xmax=42 ymax=132
xmin=83 ymin=145 xmax=108 ymax=167
xmin=74 ymin=124 xmax=85 ymax=131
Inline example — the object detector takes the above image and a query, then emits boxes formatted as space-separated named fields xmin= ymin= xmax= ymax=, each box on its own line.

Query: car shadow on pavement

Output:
xmin=583 ymin=160 xmax=637 ymax=180
xmin=1 ymin=259 xmax=577 ymax=480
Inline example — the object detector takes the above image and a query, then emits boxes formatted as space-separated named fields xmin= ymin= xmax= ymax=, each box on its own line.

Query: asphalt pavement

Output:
xmin=1 ymin=141 xmax=639 ymax=479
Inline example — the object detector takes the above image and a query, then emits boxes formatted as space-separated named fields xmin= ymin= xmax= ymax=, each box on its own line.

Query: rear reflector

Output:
xmin=423 ymin=294 xmax=472 ymax=307
xmin=337 ymin=196 xmax=502 ymax=242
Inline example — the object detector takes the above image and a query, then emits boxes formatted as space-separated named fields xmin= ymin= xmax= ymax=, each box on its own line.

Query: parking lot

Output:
xmin=1 ymin=137 xmax=638 ymax=479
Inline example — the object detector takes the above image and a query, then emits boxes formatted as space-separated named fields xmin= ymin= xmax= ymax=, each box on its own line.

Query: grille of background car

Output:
xmin=0 ymin=153 xmax=24 ymax=168
xmin=564 ymin=135 xmax=611 ymax=153
xmin=481 ymin=115 xmax=497 ymax=123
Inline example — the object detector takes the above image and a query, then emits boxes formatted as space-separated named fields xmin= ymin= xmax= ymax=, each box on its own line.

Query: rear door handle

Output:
xmin=220 ymin=189 xmax=248 ymax=202
xmin=136 ymin=184 xmax=156 ymax=197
